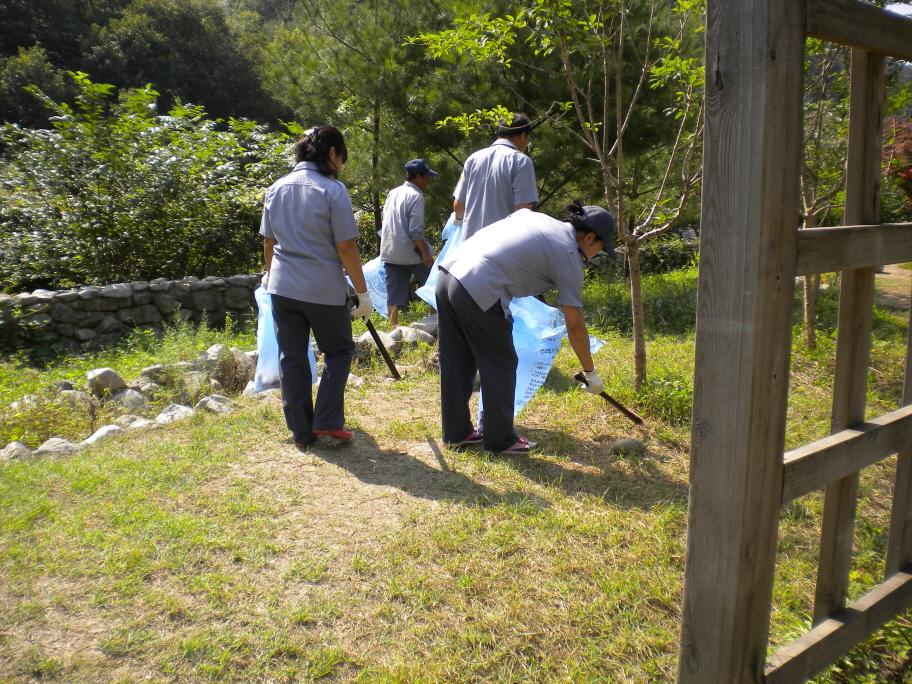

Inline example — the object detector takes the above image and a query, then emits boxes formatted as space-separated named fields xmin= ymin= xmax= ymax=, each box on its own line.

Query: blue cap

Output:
xmin=405 ymin=159 xmax=438 ymax=177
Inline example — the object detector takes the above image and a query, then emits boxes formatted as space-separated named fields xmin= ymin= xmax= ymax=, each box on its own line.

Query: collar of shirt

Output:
xmin=292 ymin=161 xmax=319 ymax=172
xmin=404 ymin=180 xmax=423 ymax=194
xmin=491 ymin=138 xmax=519 ymax=151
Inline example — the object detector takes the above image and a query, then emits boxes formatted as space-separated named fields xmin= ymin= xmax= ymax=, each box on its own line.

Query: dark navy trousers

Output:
xmin=436 ymin=270 xmax=518 ymax=452
xmin=271 ymin=294 xmax=354 ymax=444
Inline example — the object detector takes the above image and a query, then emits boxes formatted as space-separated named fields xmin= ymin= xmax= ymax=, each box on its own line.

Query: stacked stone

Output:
xmin=1 ymin=274 xmax=262 ymax=351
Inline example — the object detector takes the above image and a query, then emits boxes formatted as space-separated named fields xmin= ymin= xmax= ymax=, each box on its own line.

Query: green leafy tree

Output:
xmin=84 ymin=0 xmax=289 ymax=123
xmin=416 ymin=0 xmax=704 ymax=388
xmin=0 ymin=73 xmax=293 ymax=291
xmin=799 ymin=46 xmax=912 ymax=348
xmin=0 ymin=45 xmax=73 ymax=127
xmin=262 ymin=0 xmax=477 ymax=254
xmin=799 ymin=41 xmax=850 ymax=349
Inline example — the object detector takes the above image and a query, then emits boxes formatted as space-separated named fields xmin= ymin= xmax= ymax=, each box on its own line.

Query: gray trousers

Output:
xmin=272 ymin=294 xmax=354 ymax=444
xmin=436 ymin=270 xmax=518 ymax=452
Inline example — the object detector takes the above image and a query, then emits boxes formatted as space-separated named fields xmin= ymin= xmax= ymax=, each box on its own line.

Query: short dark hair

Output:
xmin=406 ymin=173 xmax=419 ymax=182
xmin=295 ymin=125 xmax=348 ymax=177
xmin=498 ymin=113 xmax=533 ymax=138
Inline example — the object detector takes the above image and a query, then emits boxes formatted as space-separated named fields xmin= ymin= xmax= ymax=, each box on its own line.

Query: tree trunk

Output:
xmin=804 ymin=272 xmax=821 ymax=349
xmin=372 ymin=100 xmax=382 ymax=256
xmin=802 ymin=214 xmax=820 ymax=348
xmin=628 ymin=240 xmax=647 ymax=389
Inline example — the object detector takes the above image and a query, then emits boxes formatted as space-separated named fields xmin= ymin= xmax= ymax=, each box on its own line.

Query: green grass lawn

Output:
xmin=1 ymin=273 xmax=910 ymax=682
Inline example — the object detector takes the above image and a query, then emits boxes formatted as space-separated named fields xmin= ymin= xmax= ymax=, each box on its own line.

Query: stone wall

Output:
xmin=0 ymin=274 xmax=262 ymax=352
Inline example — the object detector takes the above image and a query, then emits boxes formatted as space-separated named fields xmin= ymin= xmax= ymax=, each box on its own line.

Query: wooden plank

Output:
xmin=675 ymin=0 xmax=804 ymax=682
xmin=782 ymin=404 xmax=912 ymax=504
xmin=765 ymin=568 xmax=912 ymax=684
xmin=886 ymin=280 xmax=912 ymax=577
xmin=796 ymin=223 xmax=912 ymax=276
xmin=814 ymin=49 xmax=885 ymax=626
xmin=806 ymin=0 xmax=912 ymax=61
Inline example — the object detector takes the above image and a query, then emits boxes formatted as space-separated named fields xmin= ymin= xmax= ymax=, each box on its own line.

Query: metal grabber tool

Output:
xmin=574 ymin=371 xmax=644 ymax=425
xmin=352 ymin=294 xmax=401 ymax=381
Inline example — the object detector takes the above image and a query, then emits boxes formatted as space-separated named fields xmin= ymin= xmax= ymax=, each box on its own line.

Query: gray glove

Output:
xmin=350 ymin=291 xmax=372 ymax=319
xmin=579 ymin=369 xmax=605 ymax=395
xmin=261 ymin=271 xmax=269 ymax=289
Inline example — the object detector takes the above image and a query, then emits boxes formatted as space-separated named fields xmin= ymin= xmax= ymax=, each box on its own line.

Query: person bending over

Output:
xmin=435 ymin=202 xmax=616 ymax=454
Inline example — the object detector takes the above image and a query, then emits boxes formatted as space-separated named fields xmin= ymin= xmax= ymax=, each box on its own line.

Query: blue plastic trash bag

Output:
xmin=356 ymin=256 xmax=388 ymax=317
xmin=253 ymin=286 xmax=317 ymax=392
xmin=416 ymin=213 xmax=463 ymax=310
xmin=478 ymin=296 xmax=605 ymax=420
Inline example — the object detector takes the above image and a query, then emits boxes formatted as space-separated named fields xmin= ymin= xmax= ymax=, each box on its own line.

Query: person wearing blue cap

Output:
xmin=452 ymin=113 xmax=539 ymax=240
xmin=436 ymin=202 xmax=617 ymax=454
xmin=380 ymin=159 xmax=438 ymax=328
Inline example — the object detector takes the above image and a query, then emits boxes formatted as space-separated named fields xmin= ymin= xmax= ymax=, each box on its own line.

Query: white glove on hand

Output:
xmin=350 ymin=291 xmax=373 ymax=319
xmin=580 ymin=369 xmax=605 ymax=395
xmin=261 ymin=271 xmax=269 ymax=289
xmin=453 ymin=217 xmax=463 ymax=226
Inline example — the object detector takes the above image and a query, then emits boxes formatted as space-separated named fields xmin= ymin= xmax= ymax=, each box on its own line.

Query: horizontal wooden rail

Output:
xmin=795 ymin=223 xmax=912 ymax=276
xmin=782 ymin=404 xmax=912 ymax=504
xmin=807 ymin=0 xmax=912 ymax=61
xmin=765 ymin=568 xmax=912 ymax=684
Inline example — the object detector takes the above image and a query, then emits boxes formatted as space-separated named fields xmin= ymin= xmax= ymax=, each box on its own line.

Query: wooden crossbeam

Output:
xmin=765 ymin=568 xmax=912 ymax=684
xmin=796 ymin=223 xmax=912 ymax=276
xmin=782 ymin=404 xmax=912 ymax=504
xmin=806 ymin=0 xmax=912 ymax=61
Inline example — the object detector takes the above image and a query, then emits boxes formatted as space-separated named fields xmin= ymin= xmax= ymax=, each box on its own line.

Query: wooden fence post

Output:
xmin=676 ymin=0 xmax=804 ymax=681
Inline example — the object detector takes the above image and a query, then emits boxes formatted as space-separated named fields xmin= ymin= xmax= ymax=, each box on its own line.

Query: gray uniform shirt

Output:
xmin=453 ymin=138 xmax=539 ymax=239
xmin=441 ymin=209 xmax=584 ymax=312
xmin=380 ymin=181 xmax=426 ymax=265
xmin=260 ymin=161 xmax=360 ymax=305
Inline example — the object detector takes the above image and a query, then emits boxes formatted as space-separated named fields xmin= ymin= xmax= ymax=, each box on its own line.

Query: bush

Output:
xmin=584 ymin=266 xmax=699 ymax=335
xmin=636 ymin=235 xmax=699 ymax=274
xmin=0 ymin=72 xmax=296 ymax=292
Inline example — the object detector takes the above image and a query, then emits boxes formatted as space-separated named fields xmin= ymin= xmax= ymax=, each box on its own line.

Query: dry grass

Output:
xmin=1 ymin=312 xmax=910 ymax=682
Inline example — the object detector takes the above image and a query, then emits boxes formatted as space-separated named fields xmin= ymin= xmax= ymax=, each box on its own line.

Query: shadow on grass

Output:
xmin=494 ymin=437 xmax=687 ymax=512
xmin=309 ymin=431 xmax=551 ymax=510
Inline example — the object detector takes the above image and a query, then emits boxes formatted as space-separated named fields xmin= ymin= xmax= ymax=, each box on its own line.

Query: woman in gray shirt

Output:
xmin=261 ymin=126 xmax=371 ymax=447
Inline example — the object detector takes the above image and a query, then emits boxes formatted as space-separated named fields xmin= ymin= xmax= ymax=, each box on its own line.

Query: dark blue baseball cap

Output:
xmin=575 ymin=205 xmax=618 ymax=262
xmin=405 ymin=159 xmax=438 ymax=176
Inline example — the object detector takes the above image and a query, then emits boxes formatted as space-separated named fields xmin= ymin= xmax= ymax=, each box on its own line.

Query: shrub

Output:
xmin=584 ymin=266 xmax=699 ymax=335
xmin=0 ymin=72 xmax=296 ymax=292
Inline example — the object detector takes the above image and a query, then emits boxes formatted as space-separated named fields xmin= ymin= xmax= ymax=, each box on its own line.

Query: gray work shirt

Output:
xmin=453 ymin=138 xmax=539 ymax=239
xmin=260 ymin=161 xmax=360 ymax=305
xmin=380 ymin=181 xmax=426 ymax=265
xmin=441 ymin=209 xmax=584 ymax=312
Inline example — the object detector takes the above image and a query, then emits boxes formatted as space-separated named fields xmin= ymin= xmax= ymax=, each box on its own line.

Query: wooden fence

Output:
xmin=677 ymin=1 xmax=912 ymax=682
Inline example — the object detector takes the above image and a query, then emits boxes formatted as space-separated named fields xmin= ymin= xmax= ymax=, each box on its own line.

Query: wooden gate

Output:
xmin=677 ymin=1 xmax=912 ymax=682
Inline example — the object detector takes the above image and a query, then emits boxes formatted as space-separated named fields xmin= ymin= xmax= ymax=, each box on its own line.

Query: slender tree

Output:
xmin=416 ymin=0 xmax=704 ymax=388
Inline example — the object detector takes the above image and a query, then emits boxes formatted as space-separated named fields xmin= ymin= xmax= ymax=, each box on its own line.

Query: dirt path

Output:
xmin=874 ymin=263 xmax=912 ymax=311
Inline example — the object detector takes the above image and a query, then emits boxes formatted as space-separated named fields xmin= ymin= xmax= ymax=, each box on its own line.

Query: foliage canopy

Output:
xmin=0 ymin=73 xmax=294 ymax=291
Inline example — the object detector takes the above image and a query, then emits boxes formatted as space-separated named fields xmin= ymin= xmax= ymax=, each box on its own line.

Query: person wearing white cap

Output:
xmin=436 ymin=202 xmax=617 ymax=454
xmin=452 ymin=113 xmax=539 ymax=239
xmin=380 ymin=159 xmax=438 ymax=328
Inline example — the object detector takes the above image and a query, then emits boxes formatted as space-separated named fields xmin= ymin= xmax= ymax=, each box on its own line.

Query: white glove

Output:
xmin=453 ymin=216 xmax=463 ymax=226
xmin=350 ymin=291 xmax=372 ymax=319
xmin=261 ymin=271 xmax=269 ymax=289
xmin=580 ymin=369 xmax=604 ymax=395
